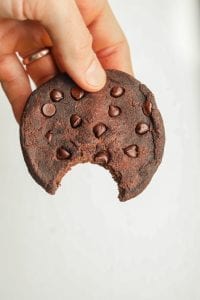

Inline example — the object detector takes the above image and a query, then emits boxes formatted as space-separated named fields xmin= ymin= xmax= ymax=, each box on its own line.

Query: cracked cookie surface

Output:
xmin=20 ymin=70 xmax=165 ymax=201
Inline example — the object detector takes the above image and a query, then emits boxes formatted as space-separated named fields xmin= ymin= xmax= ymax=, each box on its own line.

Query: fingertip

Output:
xmin=60 ymin=56 xmax=107 ymax=93
xmin=84 ymin=58 xmax=106 ymax=91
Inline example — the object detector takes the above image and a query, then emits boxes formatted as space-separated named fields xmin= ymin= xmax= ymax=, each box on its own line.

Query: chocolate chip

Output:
xmin=57 ymin=147 xmax=71 ymax=160
xmin=108 ymin=105 xmax=121 ymax=117
xmin=71 ymin=87 xmax=85 ymax=100
xmin=42 ymin=103 xmax=56 ymax=117
xmin=50 ymin=89 xmax=64 ymax=102
xmin=143 ymin=99 xmax=152 ymax=116
xmin=124 ymin=145 xmax=138 ymax=158
xmin=110 ymin=86 xmax=125 ymax=98
xmin=135 ymin=122 xmax=149 ymax=135
xmin=94 ymin=151 xmax=110 ymax=164
xmin=93 ymin=123 xmax=107 ymax=138
xmin=70 ymin=114 xmax=82 ymax=128
xmin=45 ymin=130 xmax=53 ymax=143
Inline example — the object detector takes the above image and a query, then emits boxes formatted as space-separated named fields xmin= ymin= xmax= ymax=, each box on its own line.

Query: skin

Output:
xmin=0 ymin=0 xmax=133 ymax=122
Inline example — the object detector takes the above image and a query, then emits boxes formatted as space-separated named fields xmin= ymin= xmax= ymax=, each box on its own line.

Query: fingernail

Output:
xmin=85 ymin=59 xmax=106 ymax=87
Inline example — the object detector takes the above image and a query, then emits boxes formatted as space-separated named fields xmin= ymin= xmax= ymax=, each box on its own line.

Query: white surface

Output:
xmin=0 ymin=0 xmax=200 ymax=299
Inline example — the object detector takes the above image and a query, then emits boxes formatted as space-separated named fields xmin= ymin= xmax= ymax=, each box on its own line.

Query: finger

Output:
xmin=32 ymin=0 xmax=106 ymax=91
xmin=0 ymin=19 xmax=58 ymax=88
xmin=22 ymin=51 xmax=59 ymax=86
xmin=0 ymin=53 xmax=31 ymax=123
xmin=88 ymin=2 xmax=133 ymax=75
xmin=16 ymin=20 xmax=58 ymax=86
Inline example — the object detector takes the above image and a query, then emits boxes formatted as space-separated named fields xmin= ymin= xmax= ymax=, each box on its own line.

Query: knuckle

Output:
xmin=113 ymin=39 xmax=130 ymax=53
xmin=97 ymin=39 xmax=130 ymax=59
xmin=7 ymin=0 xmax=25 ymax=20
xmin=5 ymin=0 xmax=39 ymax=20
xmin=20 ymin=0 xmax=45 ymax=20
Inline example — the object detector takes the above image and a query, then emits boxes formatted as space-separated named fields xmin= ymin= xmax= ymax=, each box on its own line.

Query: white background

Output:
xmin=0 ymin=0 xmax=200 ymax=299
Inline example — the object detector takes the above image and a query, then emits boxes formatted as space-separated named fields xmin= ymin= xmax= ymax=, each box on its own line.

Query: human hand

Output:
xmin=0 ymin=0 xmax=133 ymax=122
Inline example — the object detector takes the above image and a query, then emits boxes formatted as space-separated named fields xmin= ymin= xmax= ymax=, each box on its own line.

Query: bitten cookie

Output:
xmin=20 ymin=70 xmax=165 ymax=201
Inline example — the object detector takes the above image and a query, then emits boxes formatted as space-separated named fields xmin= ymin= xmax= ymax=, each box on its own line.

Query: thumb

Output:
xmin=24 ymin=0 xmax=106 ymax=91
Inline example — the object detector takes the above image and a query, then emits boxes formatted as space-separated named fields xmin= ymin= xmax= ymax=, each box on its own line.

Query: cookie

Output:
xmin=20 ymin=70 xmax=165 ymax=201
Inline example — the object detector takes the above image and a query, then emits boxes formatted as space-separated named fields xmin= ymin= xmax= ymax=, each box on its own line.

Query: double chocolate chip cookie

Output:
xmin=20 ymin=70 xmax=165 ymax=201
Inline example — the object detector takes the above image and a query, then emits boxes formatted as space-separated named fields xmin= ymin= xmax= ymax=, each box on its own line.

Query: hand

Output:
xmin=0 ymin=0 xmax=133 ymax=122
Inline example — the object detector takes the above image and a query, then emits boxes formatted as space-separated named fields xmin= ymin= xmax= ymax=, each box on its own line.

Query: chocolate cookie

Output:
xmin=20 ymin=70 xmax=165 ymax=201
